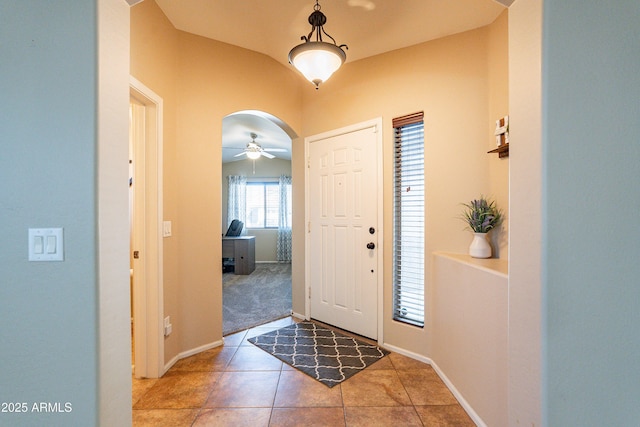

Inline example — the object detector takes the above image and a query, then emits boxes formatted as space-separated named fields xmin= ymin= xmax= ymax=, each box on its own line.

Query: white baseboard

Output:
xmin=382 ymin=342 xmax=431 ymax=364
xmin=291 ymin=311 xmax=307 ymax=321
xmin=429 ymin=359 xmax=487 ymax=427
xmin=163 ymin=339 xmax=224 ymax=374
xmin=382 ymin=343 xmax=487 ymax=427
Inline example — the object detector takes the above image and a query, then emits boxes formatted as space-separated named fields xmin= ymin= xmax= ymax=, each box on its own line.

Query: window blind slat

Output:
xmin=392 ymin=113 xmax=425 ymax=328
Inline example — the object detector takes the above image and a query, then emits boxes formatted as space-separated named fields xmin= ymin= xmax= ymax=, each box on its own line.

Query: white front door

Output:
xmin=306 ymin=119 xmax=382 ymax=339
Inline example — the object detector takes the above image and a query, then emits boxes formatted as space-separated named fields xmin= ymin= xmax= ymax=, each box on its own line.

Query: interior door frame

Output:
xmin=304 ymin=117 xmax=384 ymax=344
xmin=130 ymin=76 xmax=164 ymax=378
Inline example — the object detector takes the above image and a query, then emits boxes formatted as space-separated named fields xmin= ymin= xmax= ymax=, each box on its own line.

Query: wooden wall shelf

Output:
xmin=488 ymin=143 xmax=509 ymax=158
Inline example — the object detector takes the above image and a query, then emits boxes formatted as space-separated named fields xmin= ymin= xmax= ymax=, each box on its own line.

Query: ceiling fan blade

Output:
xmin=233 ymin=151 xmax=247 ymax=157
xmin=263 ymin=148 xmax=287 ymax=152
xmin=261 ymin=151 xmax=275 ymax=159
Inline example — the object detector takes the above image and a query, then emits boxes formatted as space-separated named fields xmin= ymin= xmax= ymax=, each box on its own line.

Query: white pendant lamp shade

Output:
xmin=289 ymin=42 xmax=346 ymax=88
xmin=289 ymin=1 xmax=348 ymax=89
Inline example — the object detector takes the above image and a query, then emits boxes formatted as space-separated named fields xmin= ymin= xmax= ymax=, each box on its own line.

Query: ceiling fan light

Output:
xmin=289 ymin=42 xmax=346 ymax=88
xmin=246 ymin=150 xmax=261 ymax=160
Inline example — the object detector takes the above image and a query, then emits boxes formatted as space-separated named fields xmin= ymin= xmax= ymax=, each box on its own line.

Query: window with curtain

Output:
xmin=392 ymin=112 xmax=425 ymax=327
xmin=227 ymin=174 xmax=292 ymax=262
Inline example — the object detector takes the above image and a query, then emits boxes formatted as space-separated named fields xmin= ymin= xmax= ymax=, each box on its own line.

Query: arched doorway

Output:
xmin=220 ymin=110 xmax=297 ymax=335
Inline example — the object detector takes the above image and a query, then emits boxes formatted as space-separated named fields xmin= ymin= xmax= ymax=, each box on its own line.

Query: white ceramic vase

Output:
xmin=469 ymin=232 xmax=491 ymax=258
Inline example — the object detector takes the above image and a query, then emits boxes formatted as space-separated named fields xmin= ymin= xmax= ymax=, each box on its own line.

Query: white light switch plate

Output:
xmin=29 ymin=228 xmax=64 ymax=261
xmin=163 ymin=221 xmax=172 ymax=237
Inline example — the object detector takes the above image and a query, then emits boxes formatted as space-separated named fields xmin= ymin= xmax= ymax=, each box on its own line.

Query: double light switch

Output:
xmin=28 ymin=228 xmax=64 ymax=261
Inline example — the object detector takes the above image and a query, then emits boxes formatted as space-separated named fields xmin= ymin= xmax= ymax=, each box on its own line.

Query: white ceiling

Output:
xmin=153 ymin=0 xmax=510 ymax=162
xmin=222 ymin=111 xmax=295 ymax=163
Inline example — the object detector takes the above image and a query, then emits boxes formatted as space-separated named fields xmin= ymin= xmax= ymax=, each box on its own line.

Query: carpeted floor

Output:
xmin=223 ymin=263 xmax=292 ymax=336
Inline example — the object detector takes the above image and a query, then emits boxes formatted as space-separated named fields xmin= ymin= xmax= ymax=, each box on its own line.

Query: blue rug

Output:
xmin=248 ymin=321 xmax=389 ymax=387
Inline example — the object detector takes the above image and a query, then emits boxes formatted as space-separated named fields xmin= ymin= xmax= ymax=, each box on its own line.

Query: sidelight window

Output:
xmin=392 ymin=112 xmax=425 ymax=327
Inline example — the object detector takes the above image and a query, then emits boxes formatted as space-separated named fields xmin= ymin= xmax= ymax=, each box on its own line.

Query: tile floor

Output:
xmin=132 ymin=317 xmax=475 ymax=426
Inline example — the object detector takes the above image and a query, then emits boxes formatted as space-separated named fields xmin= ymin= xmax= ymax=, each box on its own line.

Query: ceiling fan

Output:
xmin=233 ymin=133 xmax=286 ymax=160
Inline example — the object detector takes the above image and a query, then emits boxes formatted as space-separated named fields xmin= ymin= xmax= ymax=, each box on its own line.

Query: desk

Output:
xmin=222 ymin=236 xmax=255 ymax=275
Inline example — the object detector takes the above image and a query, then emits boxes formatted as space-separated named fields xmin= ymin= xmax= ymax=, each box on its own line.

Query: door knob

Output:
xmin=366 ymin=242 xmax=375 ymax=250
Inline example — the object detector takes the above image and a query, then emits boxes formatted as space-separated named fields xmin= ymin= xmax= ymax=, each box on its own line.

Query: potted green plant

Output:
xmin=461 ymin=196 xmax=503 ymax=258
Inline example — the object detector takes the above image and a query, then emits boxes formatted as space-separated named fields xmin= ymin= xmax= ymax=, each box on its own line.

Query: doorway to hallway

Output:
xmin=129 ymin=77 xmax=164 ymax=378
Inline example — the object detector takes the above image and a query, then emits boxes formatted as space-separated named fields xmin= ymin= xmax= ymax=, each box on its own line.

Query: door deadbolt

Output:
xmin=369 ymin=227 xmax=375 ymax=234
xmin=366 ymin=242 xmax=375 ymax=250
xmin=133 ymin=251 xmax=140 ymax=259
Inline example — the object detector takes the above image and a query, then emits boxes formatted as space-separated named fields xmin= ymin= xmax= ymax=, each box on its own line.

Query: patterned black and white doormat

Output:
xmin=248 ymin=321 xmax=389 ymax=387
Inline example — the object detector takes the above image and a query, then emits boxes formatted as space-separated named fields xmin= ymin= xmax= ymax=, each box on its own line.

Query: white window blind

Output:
xmin=246 ymin=182 xmax=279 ymax=228
xmin=392 ymin=112 xmax=425 ymax=327
xmin=245 ymin=182 xmax=292 ymax=229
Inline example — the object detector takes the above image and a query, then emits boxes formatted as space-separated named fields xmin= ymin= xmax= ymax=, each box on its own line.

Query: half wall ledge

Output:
xmin=432 ymin=251 xmax=508 ymax=278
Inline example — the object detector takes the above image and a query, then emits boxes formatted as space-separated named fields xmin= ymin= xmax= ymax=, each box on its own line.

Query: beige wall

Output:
xmin=294 ymin=13 xmax=510 ymax=356
xmin=130 ymin=0 xmax=182 ymax=361
xmin=222 ymin=158 xmax=292 ymax=262
xmin=131 ymin=1 xmax=303 ymax=362
xmin=487 ymin=11 xmax=510 ymax=258
xmin=431 ymin=253 xmax=508 ymax=426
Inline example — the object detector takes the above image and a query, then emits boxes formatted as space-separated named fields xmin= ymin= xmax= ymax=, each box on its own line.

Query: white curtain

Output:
xmin=277 ymin=175 xmax=292 ymax=262
xmin=227 ymin=175 xmax=246 ymax=231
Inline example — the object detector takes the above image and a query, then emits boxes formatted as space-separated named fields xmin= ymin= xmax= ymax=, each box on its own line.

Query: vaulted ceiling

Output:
xmin=156 ymin=0 xmax=509 ymax=66
xmin=151 ymin=0 xmax=510 ymax=162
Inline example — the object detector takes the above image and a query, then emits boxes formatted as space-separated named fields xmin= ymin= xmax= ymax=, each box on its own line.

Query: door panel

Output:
xmin=308 ymin=125 xmax=379 ymax=339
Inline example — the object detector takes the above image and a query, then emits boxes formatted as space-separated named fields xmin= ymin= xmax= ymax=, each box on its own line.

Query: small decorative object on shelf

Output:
xmin=488 ymin=115 xmax=509 ymax=158
xmin=460 ymin=196 xmax=503 ymax=258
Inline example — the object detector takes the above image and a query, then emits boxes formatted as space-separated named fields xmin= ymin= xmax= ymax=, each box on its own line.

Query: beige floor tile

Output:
xmin=239 ymin=318 xmax=302 ymax=346
xmin=364 ymin=355 xmax=394 ymax=370
xmin=270 ymin=407 xmax=346 ymax=427
xmin=131 ymin=317 xmax=478 ymax=427
xmin=192 ymin=408 xmax=272 ymax=427
xmin=388 ymin=352 xmax=431 ymax=370
xmin=341 ymin=369 xmax=412 ymax=407
xmin=274 ymin=370 xmax=343 ymax=407
xmin=227 ymin=345 xmax=283 ymax=370
xmin=344 ymin=406 xmax=423 ymax=427
xmin=415 ymin=404 xmax=476 ymax=426
xmin=132 ymin=408 xmax=199 ymax=427
xmin=132 ymin=377 xmax=158 ymax=406
xmin=397 ymin=369 xmax=459 ymax=406
xmin=133 ymin=371 xmax=220 ymax=409
xmin=222 ymin=330 xmax=247 ymax=346
xmin=205 ymin=371 xmax=280 ymax=408
xmin=243 ymin=326 xmax=285 ymax=342
xmin=262 ymin=316 xmax=296 ymax=328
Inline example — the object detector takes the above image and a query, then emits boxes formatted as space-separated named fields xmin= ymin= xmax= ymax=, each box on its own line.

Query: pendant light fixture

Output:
xmin=288 ymin=0 xmax=348 ymax=89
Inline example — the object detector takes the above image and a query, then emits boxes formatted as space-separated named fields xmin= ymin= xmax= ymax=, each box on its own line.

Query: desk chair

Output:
xmin=226 ymin=219 xmax=243 ymax=237
xmin=223 ymin=220 xmax=243 ymax=272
